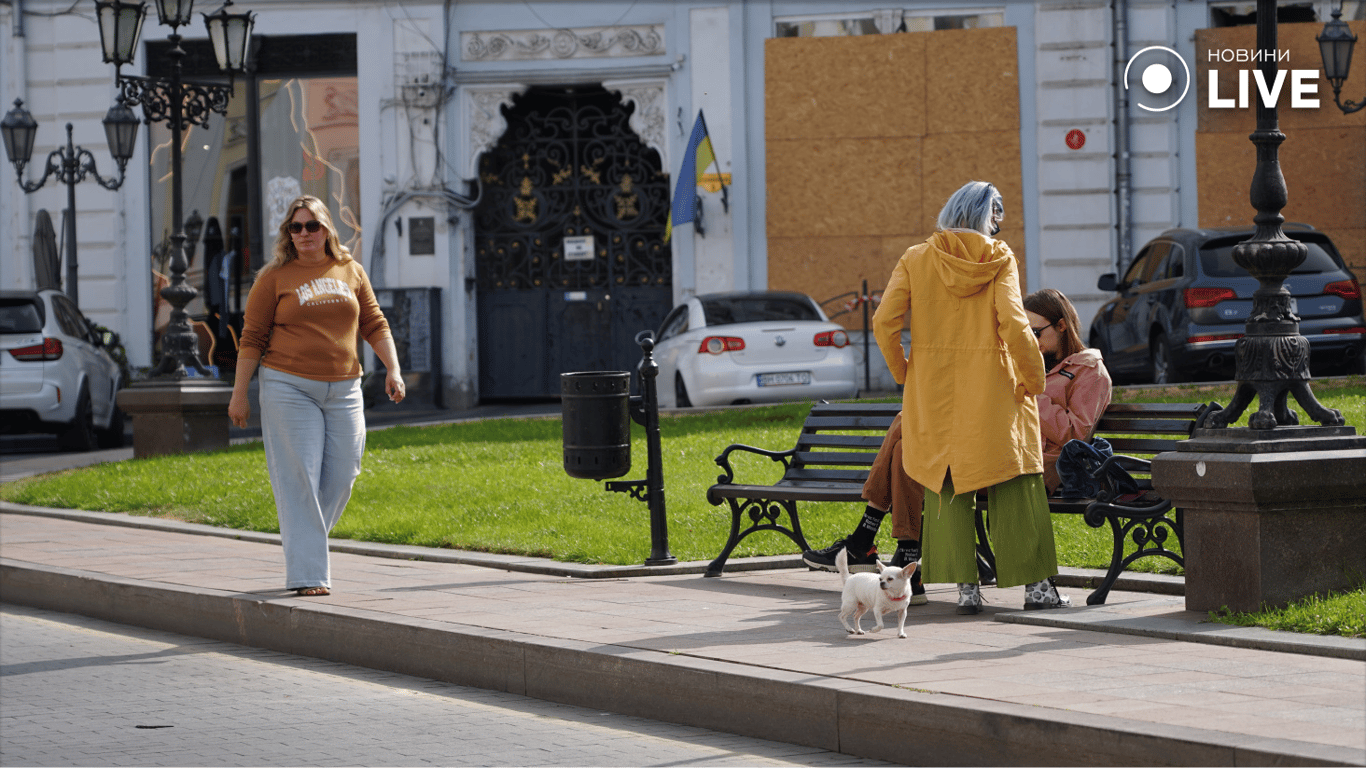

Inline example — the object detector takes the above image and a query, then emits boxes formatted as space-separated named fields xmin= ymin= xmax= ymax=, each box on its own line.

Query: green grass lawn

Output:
xmin=2 ymin=377 xmax=1362 ymax=634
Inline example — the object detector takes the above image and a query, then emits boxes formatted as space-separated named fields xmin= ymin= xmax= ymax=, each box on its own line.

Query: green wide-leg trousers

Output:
xmin=921 ymin=473 xmax=1057 ymax=588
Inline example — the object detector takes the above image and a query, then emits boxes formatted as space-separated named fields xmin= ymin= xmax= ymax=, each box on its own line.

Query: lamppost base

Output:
xmin=116 ymin=379 xmax=233 ymax=458
xmin=1151 ymin=427 xmax=1366 ymax=613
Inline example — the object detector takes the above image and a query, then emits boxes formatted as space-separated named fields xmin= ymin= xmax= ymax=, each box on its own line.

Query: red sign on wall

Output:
xmin=1065 ymin=129 xmax=1086 ymax=150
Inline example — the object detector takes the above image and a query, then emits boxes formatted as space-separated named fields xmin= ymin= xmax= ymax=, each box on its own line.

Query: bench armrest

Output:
xmin=713 ymin=443 xmax=797 ymax=487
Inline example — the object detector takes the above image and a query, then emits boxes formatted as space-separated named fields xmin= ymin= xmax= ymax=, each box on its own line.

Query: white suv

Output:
xmin=1 ymin=289 xmax=125 ymax=451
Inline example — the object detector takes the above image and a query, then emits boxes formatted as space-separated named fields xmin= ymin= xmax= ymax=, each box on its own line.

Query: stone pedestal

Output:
xmin=1151 ymin=427 xmax=1366 ymax=613
xmin=115 ymin=379 xmax=234 ymax=458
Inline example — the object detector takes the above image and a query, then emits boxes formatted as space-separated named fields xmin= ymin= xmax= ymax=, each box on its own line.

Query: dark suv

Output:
xmin=1088 ymin=225 xmax=1365 ymax=383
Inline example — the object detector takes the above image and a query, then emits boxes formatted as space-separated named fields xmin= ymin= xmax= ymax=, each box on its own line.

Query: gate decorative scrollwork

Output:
xmin=473 ymin=85 xmax=671 ymax=292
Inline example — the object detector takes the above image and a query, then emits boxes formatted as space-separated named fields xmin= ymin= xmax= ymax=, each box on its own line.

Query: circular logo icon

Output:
xmin=1123 ymin=46 xmax=1191 ymax=112
xmin=1065 ymin=129 xmax=1086 ymax=150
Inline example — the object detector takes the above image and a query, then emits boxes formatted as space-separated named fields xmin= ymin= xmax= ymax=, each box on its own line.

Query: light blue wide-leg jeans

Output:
xmin=258 ymin=367 xmax=366 ymax=590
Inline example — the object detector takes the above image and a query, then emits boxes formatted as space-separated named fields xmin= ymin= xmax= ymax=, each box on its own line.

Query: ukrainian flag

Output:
xmin=665 ymin=111 xmax=718 ymax=243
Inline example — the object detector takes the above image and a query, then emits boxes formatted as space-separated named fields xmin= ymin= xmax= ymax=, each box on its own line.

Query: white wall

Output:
xmin=0 ymin=1 xmax=150 ymax=365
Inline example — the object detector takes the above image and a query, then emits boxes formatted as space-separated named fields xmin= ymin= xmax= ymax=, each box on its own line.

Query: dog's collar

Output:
xmin=887 ymin=595 xmax=908 ymax=601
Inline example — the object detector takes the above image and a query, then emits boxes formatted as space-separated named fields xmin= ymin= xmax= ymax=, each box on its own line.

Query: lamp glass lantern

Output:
xmin=1317 ymin=13 xmax=1357 ymax=90
xmin=95 ymin=0 xmax=147 ymax=67
xmin=203 ymin=2 xmax=255 ymax=73
xmin=154 ymin=0 xmax=196 ymax=30
xmin=102 ymin=100 xmax=141 ymax=164
xmin=1 ymin=99 xmax=38 ymax=167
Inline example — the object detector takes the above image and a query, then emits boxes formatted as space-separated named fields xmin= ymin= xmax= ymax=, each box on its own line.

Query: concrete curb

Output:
xmin=2 ymin=558 xmax=1359 ymax=768
xmin=996 ymin=606 xmax=1366 ymax=661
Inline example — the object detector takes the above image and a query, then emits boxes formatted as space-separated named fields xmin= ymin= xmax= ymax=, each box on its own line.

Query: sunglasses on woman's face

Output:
xmin=1031 ymin=321 xmax=1056 ymax=339
xmin=288 ymin=220 xmax=323 ymax=235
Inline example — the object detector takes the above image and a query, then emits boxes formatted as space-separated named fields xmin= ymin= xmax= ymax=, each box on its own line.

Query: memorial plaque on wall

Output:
xmin=409 ymin=216 xmax=435 ymax=255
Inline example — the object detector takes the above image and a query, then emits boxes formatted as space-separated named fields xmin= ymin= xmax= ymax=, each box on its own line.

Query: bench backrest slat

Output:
xmin=1094 ymin=417 xmax=1199 ymax=435
xmin=806 ymin=402 xmax=903 ymax=418
xmin=801 ymin=415 xmax=897 ymax=432
xmin=782 ymin=467 xmax=873 ymax=485
xmin=797 ymin=434 xmax=888 ymax=450
xmin=1104 ymin=437 xmax=1184 ymax=454
xmin=794 ymin=450 xmax=879 ymax=467
xmin=1100 ymin=402 xmax=1207 ymax=417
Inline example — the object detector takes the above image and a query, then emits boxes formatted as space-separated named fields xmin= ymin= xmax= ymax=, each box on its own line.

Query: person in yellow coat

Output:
xmin=872 ymin=180 xmax=1069 ymax=614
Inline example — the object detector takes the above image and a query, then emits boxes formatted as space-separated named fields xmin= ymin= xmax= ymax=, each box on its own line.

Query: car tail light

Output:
xmin=699 ymin=336 xmax=745 ymax=354
xmin=8 ymin=338 xmax=63 ymax=361
xmin=1324 ymin=279 xmax=1362 ymax=300
xmin=1324 ymin=327 xmax=1366 ymax=337
xmin=814 ymin=330 xmax=850 ymax=348
xmin=1187 ymin=333 xmax=1243 ymax=344
xmin=1184 ymin=287 xmax=1237 ymax=308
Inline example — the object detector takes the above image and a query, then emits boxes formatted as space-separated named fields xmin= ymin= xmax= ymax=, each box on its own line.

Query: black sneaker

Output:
xmin=889 ymin=545 xmax=928 ymax=605
xmin=802 ymin=539 xmax=878 ymax=573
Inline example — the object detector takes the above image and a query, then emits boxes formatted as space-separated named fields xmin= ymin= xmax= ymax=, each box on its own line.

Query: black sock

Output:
xmin=897 ymin=539 xmax=921 ymax=560
xmin=845 ymin=506 xmax=887 ymax=554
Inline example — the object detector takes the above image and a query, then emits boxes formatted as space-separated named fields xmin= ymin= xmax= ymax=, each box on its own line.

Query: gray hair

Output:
xmin=936 ymin=181 xmax=1003 ymax=235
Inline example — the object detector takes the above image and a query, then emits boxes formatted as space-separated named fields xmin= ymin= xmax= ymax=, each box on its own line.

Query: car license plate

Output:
xmin=757 ymin=372 xmax=811 ymax=387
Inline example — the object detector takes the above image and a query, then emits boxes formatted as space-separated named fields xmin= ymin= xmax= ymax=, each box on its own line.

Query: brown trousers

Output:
xmin=861 ymin=413 xmax=924 ymax=541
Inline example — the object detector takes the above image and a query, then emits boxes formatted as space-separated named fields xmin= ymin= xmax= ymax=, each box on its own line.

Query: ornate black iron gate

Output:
xmin=474 ymin=85 xmax=672 ymax=398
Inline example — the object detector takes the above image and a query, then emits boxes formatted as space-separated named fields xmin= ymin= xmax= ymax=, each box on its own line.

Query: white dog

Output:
xmin=836 ymin=547 xmax=914 ymax=638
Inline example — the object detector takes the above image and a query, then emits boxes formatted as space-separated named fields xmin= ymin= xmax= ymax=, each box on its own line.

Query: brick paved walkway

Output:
xmin=1 ymin=506 xmax=1362 ymax=766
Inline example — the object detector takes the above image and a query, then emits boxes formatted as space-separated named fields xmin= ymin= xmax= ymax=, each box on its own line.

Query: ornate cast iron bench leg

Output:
xmin=705 ymin=497 xmax=808 ymax=577
xmin=1083 ymin=499 xmax=1185 ymax=605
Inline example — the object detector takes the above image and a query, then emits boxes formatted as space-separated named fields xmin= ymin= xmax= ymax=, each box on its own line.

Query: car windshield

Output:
xmin=0 ymin=299 xmax=44 ymax=334
xmin=700 ymin=295 xmax=820 ymax=326
xmin=1200 ymin=239 xmax=1341 ymax=277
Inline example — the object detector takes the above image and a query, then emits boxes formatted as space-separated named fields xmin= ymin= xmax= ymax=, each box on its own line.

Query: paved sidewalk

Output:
xmin=1 ymin=504 xmax=1363 ymax=766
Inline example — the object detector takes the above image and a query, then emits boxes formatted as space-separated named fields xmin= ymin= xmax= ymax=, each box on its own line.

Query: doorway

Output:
xmin=473 ymin=85 xmax=672 ymax=398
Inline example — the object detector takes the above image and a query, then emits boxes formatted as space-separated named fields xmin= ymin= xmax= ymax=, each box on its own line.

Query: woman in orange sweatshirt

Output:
xmin=228 ymin=195 xmax=404 ymax=597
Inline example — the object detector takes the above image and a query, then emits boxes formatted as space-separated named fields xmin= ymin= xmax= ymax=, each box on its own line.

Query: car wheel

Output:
xmin=96 ymin=406 xmax=126 ymax=449
xmin=675 ymin=374 xmax=693 ymax=408
xmin=59 ymin=387 xmax=98 ymax=452
xmin=1150 ymin=333 xmax=1186 ymax=385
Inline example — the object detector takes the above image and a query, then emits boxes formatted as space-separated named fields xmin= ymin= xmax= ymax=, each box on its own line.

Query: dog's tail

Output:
xmin=835 ymin=546 xmax=850 ymax=584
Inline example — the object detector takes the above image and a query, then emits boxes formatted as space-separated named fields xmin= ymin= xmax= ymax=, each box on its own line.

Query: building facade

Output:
xmin=2 ymin=0 xmax=1361 ymax=407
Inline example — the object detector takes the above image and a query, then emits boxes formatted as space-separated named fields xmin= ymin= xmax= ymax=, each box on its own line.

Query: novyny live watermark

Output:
xmin=1124 ymin=46 xmax=1323 ymax=111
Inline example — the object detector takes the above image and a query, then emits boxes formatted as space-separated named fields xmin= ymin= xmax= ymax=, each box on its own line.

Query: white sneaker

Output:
xmin=1024 ymin=577 xmax=1071 ymax=610
xmin=956 ymin=583 xmax=982 ymax=615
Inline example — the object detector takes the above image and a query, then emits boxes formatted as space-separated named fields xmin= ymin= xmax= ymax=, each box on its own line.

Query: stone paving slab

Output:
xmin=1 ymin=507 xmax=1363 ymax=766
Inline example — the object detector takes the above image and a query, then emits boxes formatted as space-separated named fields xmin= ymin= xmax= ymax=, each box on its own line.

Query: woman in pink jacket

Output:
xmin=1023 ymin=288 xmax=1112 ymax=495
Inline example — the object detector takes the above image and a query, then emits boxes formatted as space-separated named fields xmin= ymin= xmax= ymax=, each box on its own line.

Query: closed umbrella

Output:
xmin=32 ymin=209 xmax=60 ymax=291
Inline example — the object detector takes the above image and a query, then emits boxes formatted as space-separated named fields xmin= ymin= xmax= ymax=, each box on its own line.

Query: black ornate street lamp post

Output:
xmin=1204 ymin=0 xmax=1343 ymax=431
xmin=1150 ymin=0 xmax=1366 ymax=616
xmin=1318 ymin=1 xmax=1363 ymax=114
xmin=96 ymin=0 xmax=253 ymax=377
xmin=2 ymin=98 xmax=140 ymax=306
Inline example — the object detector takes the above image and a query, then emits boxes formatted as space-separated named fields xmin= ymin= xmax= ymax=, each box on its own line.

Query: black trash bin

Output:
xmin=561 ymin=371 xmax=631 ymax=480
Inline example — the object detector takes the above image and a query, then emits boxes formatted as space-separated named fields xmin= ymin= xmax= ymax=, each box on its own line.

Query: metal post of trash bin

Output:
xmin=606 ymin=331 xmax=676 ymax=566
xmin=560 ymin=330 xmax=676 ymax=566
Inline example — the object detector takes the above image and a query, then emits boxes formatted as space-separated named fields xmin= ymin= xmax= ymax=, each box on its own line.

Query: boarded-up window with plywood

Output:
xmin=1195 ymin=22 xmax=1366 ymax=281
xmin=764 ymin=27 xmax=1025 ymax=321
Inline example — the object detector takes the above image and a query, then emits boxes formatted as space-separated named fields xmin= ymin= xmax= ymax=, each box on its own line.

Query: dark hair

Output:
xmin=1023 ymin=288 xmax=1085 ymax=359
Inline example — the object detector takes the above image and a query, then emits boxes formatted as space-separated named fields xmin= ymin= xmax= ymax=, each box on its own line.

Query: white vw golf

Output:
xmin=653 ymin=291 xmax=859 ymax=408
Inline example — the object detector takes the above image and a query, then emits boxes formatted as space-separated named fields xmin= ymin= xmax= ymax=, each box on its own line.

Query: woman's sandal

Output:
xmin=295 ymin=586 xmax=330 ymax=597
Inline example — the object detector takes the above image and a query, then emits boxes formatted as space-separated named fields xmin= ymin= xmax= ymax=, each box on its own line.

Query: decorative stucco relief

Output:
xmin=602 ymin=79 xmax=668 ymax=172
xmin=462 ymin=25 xmax=664 ymax=61
xmin=464 ymin=85 xmax=528 ymax=178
